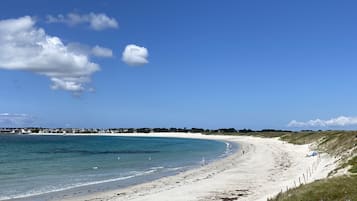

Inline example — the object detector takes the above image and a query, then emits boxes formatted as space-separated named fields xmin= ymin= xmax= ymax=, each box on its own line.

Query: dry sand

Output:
xmin=63 ymin=133 xmax=335 ymax=201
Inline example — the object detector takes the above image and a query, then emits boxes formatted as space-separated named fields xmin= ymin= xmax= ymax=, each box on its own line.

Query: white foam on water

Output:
xmin=0 ymin=167 xmax=162 ymax=201
xmin=218 ymin=141 xmax=234 ymax=158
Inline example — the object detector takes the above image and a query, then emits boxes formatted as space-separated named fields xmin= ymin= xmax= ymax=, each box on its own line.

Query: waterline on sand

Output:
xmin=0 ymin=134 xmax=235 ymax=201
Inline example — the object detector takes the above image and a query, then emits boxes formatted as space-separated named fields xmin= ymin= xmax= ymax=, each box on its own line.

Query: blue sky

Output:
xmin=0 ymin=0 xmax=357 ymax=129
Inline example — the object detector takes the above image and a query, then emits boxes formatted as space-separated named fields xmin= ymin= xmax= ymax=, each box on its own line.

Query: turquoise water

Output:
xmin=0 ymin=135 xmax=234 ymax=200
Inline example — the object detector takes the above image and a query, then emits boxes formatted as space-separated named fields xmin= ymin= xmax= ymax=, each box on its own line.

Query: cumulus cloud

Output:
xmin=287 ymin=116 xmax=357 ymax=127
xmin=122 ymin=44 xmax=149 ymax=66
xmin=0 ymin=16 xmax=101 ymax=92
xmin=46 ymin=12 xmax=118 ymax=31
xmin=0 ymin=113 xmax=35 ymax=127
xmin=91 ymin=45 xmax=113 ymax=58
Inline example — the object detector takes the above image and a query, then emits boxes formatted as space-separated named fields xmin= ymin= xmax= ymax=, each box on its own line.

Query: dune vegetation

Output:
xmin=209 ymin=130 xmax=357 ymax=201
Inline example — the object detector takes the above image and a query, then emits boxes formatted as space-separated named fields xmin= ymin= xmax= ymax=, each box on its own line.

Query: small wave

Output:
xmin=217 ymin=142 xmax=234 ymax=158
xmin=225 ymin=142 xmax=232 ymax=154
xmin=34 ymin=149 xmax=160 ymax=155
xmin=166 ymin=167 xmax=185 ymax=171
xmin=0 ymin=168 xmax=162 ymax=201
xmin=150 ymin=166 xmax=165 ymax=170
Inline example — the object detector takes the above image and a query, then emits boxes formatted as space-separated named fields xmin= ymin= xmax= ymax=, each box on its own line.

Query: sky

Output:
xmin=1 ymin=0 xmax=357 ymax=130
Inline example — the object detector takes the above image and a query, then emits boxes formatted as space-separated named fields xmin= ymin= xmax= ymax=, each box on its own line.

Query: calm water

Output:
xmin=0 ymin=134 xmax=234 ymax=200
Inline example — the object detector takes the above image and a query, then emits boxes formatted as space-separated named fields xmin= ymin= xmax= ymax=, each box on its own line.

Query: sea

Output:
xmin=0 ymin=134 xmax=236 ymax=200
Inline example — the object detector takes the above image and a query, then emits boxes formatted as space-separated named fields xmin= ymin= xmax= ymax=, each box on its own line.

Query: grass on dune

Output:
xmin=268 ymin=175 xmax=357 ymax=201
xmin=279 ymin=131 xmax=357 ymax=156
xmin=344 ymin=156 xmax=357 ymax=174
xmin=268 ymin=131 xmax=357 ymax=201
xmin=215 ymin=130 xmax=357 ymax=169
xmin=279 ymin=131 xmax=357 ymax=175
xmin=206 ymin=130 xmax=357 ymax=200
xmin=208 ymin=130 xmax=357 ymax=158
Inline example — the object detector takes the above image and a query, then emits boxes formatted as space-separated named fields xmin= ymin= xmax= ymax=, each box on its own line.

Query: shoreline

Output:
xmin=3 ymin=133 xmax=237 ymax=201
xmin=38 ymin=132 xmax=335 ymax=201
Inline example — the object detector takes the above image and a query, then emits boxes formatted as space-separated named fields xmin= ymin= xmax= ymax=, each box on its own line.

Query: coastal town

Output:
xmin=0 ymin=127 xmax=236 ymax=134
xmin=0 ymin=127 xmax=292 ymax=134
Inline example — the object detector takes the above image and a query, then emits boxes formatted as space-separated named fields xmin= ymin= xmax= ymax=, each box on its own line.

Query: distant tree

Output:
xmin=153 ymin=128 xmax=169 ymax=132
xmin=177 ymin=128 xmax=189 ymax=133
xmin=169 ymin=128 xmax=178 ymax=132
xmin=258 ymin=129 xmax=292 ymax=133
xmin=238 ymin=128 xmax=254 ymax=133
xmin=218 ymin=128 xmax=237 ymax=133
xmin=123 ymin=128 xmax=134 ymax=133
xmin=136 ymin=128 xmax=151 ymax=133
xmin=30 ymin=128 xmax=40 ymax=133
xmin=191 ymin=128 xmax=205 ymax=133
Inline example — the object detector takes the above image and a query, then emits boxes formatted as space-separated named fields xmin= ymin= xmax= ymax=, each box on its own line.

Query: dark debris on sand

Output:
xmin=212 ymin=189 xmax=250 ymax=201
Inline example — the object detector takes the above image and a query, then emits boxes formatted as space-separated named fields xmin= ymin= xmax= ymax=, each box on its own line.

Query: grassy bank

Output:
xmin=278 ymin=131 xmax=357 ymax=176
xmin=208 ymin=130 xmax=357 ymax=173
xmin=261 ymin=131 xmax=357 ymax=201
xmin=268 ymin=175 xmax=357 ymax=201
xmin=207 ymin=130 xmax=357 ymax=200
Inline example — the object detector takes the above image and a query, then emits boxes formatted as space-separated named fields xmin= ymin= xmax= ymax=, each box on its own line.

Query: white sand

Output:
xmin=60 ymin=133 xmax=335 ymax=201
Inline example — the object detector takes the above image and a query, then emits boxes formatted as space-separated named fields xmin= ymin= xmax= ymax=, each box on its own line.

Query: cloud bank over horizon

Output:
xmin=122 ymin=44 xmax=149 ymax=66
xmin=288 ymin=116 xmax=357 ymax=128
xmin=0 ymin=16 xmax=109 ymax=93
xmin=0 ymin=113 xmax=35 ymax=127
xmin=46 ymin=12 xmax=118 ymax=31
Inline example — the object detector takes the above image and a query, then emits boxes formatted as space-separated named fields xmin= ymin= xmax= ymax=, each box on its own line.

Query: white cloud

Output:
xmin=0 ymin=113 xmax=35 ymax=127
xmin=67 ymin=43 xmax=113 ymax=58
xmin=122 ymin=44 xmax=149 ymax=66
xmin=91 ymin=45 xmax=113 ymax=58
xmin=46 ymin=12 xmax=118 ymax=31
xmin=0 ymin=16 xmax=101 ymax=93
xmin=287 ymin=116 xmax=357 ymax=127
xmin=50 ymin=77 xmax=84 ymax=91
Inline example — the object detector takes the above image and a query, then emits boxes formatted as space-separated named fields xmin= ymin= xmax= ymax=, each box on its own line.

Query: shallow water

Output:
xmin=0 ymin=134 xmax=234 ymax=200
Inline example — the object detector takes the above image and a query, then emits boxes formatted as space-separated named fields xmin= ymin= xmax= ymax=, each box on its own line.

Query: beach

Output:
xmin=61 ymin=133 xmax=335 ymax=201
